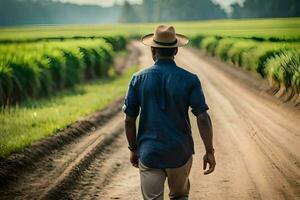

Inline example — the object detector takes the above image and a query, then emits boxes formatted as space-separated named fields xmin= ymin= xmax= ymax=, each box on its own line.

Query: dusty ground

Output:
xmin=1 ymin=41 xmax=299 ymax=200
xmin=95 ymin=42 xmax=300 ymax=200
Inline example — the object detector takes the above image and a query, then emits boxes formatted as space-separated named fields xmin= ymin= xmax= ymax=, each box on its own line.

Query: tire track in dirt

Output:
xmin=0 ymin=111 xmax=125 ymax=200
xmin=41 ymin=113 xmax=125 ymax=200
xmin=64 ymin=133 xmax=142 ymax=200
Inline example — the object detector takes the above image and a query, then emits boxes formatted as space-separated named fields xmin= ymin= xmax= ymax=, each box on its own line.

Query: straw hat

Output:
xmin=141 ymin=25 xmax=189 ymax=48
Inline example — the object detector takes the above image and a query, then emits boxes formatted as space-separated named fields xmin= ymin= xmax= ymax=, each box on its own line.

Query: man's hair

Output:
xmin=153 ymin=47 xmax=177 ymax=57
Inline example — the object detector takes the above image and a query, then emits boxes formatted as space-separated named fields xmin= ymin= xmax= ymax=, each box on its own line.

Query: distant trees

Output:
xmin=120 ymin=0 xmax=299 ymax=23
xmin=0 ymin=0 xmax=121 ymax=26
xmin=231 ymin=0 xmax=300 ymax=18
xmin=120 ymin=0 xmax=226 ymax=23
xmin=142 ymin=0 xmax=158 ymax=22
xmin=119 ymin=1 xmax=140 ymax=23
xmin=151 ymin=0 xmax=226 ymax=21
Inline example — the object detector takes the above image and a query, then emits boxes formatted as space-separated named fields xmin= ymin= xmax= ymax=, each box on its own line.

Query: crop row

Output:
xmin=0 ymin=35 xmax=127 ymax=51
xmin=0 ymin=37 xmax=126 ymax=106
xmin=190 ymin=35 xmax=300 ymax=98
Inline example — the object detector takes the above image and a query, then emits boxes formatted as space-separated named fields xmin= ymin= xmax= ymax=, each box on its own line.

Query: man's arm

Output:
xmin=196 ymin=111 xmax=216 ymax=175
xmin=125 ymin=115 xmax=139 ymax=168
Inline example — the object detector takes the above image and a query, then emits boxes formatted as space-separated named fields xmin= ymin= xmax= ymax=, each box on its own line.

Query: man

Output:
xmin=123 ymin=25 xmax=216 ymax=200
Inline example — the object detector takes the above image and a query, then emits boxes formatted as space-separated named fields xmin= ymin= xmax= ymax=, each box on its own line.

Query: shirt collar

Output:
xmin=154 ymin=59 xmax=176 ymax=66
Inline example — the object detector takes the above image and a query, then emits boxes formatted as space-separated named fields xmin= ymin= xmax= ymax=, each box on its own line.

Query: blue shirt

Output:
xmin=123 ymin=59 xmax=209 ymax=169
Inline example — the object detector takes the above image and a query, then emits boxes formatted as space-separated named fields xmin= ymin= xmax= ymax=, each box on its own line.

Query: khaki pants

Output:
xmin=139 ymin=156 xmax=193 ymax=200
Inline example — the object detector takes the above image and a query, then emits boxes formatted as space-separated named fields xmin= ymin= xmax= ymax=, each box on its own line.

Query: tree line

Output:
xmin=0 ymin=0 xmax=121 ymax=26
xmin=119 ymin=0 xmax=226 ymax=23
xmin=231 ymin=0 xmax=300 ymax=18
xmin=119 ymin=0 xmax=300 ymax=23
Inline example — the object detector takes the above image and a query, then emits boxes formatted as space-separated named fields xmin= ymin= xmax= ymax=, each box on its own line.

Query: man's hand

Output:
xmin=130 ymin=151 xmax=139 ymax=168
xmin=196 ymin=112 xmax=215 ymax=175
xmin=203 ymin=152 xmax=216 ymax=175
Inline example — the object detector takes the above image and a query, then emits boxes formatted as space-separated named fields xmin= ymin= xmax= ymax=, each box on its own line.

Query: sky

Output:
xmin=213 ymin=0 xmax=244 ymax=13
xmin=58 ymin=0 xmax=142 ymax=6
xmin=57 ymin=0 xmax=242 ymax=8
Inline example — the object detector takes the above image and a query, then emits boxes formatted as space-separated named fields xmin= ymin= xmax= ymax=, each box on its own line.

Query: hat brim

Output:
xmin=141 ymin=33 xmax=189 ymax=48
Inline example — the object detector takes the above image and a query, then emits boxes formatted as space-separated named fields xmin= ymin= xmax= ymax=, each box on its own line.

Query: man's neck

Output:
xmin=155 ymin=56 xmax=174 ymax=61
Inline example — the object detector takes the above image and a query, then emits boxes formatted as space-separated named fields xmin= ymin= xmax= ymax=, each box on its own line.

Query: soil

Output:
xmin=96 ymin=42 xmax=300 ymax=200
xmin=0 ymin=41 xmax=299 ymax=200
xmin=114 ymin=41 xmax=141 ymax=74
xmin=0 ymin=98 xmax=123 ymax=188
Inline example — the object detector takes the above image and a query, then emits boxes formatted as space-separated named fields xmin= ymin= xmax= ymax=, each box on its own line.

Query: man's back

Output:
xmin=123 ymin=59 xmax=208 ymax=169
xmin=124 ymin=24 xmax=215 ymax=200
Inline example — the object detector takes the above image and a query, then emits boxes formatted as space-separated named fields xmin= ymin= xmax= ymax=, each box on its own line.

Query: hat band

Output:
xmin=153 ymin=39 xmax=178 ymax=46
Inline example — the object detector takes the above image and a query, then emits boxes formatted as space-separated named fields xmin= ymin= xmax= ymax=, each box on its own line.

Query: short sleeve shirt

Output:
xmin=123 ymin=59 xmax=209 ymax=169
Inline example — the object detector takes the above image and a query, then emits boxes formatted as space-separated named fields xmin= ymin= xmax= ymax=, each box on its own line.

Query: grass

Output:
xmin=0 ymin=18 xmax=299 ymax=42
xmin=0 ymin=67 xmax=136 ymax=157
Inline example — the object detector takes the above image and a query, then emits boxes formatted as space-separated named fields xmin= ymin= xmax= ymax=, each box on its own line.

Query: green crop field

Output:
xmin=0 ymin=34 xmax=129 ymax=157
xmin=0 ymin=36 xmax=126 ymax=105
xmin=0 ymin=17 xmax=300 ymax=157
xmin=0 ymin=18 xmax=299 ymax=42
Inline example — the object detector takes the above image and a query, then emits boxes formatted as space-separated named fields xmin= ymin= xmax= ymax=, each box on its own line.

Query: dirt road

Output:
xmin=1 ymin=41 xmax=299 ymax=200
xmin=96 ymin=42 xmax=300 ymax=200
